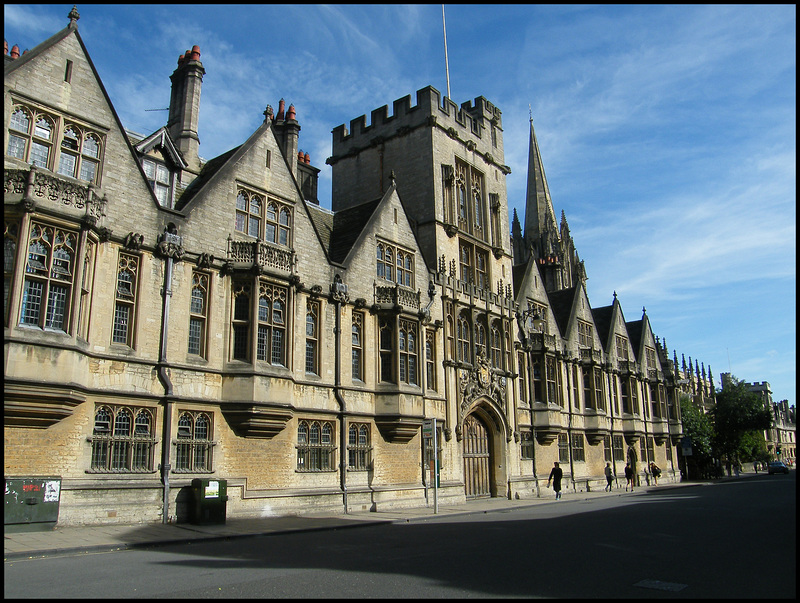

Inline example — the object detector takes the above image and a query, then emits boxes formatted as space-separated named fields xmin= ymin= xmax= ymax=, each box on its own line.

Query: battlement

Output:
xmin=331 ymin=86 xmax=503 ymax=156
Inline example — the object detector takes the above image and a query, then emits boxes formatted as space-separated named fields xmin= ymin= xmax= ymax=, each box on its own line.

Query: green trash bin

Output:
xmin=190 ymin=478 xmax=227 ymax=524
xmin=4 ymin=477 xmax=62 ymax=532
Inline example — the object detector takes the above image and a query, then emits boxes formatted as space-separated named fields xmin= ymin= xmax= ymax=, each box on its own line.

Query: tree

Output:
xmin=711 ymin=376 xmax=773 ymax=475
xmin=738 ymin=430 xmax=770 ymax=466
xmin=679 ymin=393 xmax=716 ymax=478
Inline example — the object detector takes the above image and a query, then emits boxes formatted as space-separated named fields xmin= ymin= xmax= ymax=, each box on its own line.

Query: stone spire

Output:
xmin=523 ymin=115 xmax=558 ymax=245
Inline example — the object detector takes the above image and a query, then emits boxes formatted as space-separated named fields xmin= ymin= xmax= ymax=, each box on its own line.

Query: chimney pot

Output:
xmin=286 ymin=104 xmax=296 ymax=120
xmin=298 ymin=151 xmax=304 ymax=160
xmin=190 ymin=45 xmax=201 ymax=60
xmin=4 ymin=40 xmax=8 ymax=55
xmin=10 ymin=44 xmax=20 ymax=59
xmin=304 ymin=152 xmax=310 ymax=164
xmin=277 ymin=99 xmax=285 ymax=121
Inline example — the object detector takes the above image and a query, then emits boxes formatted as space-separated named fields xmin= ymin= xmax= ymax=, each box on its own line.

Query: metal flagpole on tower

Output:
xmin=442 ymin=4 xmax=451 ymax=99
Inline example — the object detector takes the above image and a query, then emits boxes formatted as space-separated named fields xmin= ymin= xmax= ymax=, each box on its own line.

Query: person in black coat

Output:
xmin=547 ymin=461 xmax=563 ymax=500
xmin=624 ymin=462 xmax=634 ymax=492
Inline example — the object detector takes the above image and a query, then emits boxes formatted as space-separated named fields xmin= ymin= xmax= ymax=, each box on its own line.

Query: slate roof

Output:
xmin=591 ymin=305 xmax=614 ymax=351
xmin=306 ymin=198 xmax=382 ymax=264
xmin=626 ymin=319 xmax=644 ymax=357
xmin=174 ymin=146 xmax=240 ymax=210
xmin=546 ymin=286 xmax=577 ymax=338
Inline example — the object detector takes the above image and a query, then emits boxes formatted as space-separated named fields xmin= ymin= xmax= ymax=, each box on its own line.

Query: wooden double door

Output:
xmin=463 ymin=414 xmax=492 ymax=498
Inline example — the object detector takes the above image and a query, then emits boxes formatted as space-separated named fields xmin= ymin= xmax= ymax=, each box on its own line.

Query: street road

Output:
xmin=4 ymin=473 xmax=795 ymax=598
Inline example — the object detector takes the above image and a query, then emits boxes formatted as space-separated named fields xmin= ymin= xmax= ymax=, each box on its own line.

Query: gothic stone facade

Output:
xmin=4 ymin=12 xmax=708 ymax=526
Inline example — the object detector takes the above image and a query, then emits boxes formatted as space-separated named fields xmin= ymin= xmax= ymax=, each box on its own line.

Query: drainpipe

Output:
xmin=156 ymin=226 xmax=183 ymax=523
xmin=567 ymin=357 xmax=576 ymax=492
xmin=526 ymin=347 xmax=539 ymax=496
xmin=331 ymin=274 xmax=349 ymax=513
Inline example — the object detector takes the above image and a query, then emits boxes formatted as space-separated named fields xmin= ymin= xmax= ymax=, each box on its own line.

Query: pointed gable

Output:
xmin=334 ymin=182 xmax=431 ymax=306
xmin=133 ymin=127 xmax=188 ymax=172
xmin=5 ymin=12 xmax=165 ymax=229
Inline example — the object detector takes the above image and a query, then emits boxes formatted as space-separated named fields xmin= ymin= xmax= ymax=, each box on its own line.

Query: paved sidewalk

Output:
xmin=4 ymin=477 xmax=744 ymax=561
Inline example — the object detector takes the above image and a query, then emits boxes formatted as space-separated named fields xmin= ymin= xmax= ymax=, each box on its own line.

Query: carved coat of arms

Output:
xmin=459 ymin=352 xmax=506 ymax=414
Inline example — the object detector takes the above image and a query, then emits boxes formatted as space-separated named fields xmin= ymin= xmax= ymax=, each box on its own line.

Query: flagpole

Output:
xmin=442 ymin=4 xmax=451 ymax=99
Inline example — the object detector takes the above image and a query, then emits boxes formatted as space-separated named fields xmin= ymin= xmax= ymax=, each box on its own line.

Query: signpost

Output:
xmin=423 ymin=418 xmax=438 ymax=514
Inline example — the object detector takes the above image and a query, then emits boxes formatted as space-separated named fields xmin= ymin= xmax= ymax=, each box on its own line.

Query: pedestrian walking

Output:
xmin=624 ymin=462 xmax=634 ymax=492
xmin=649 ymin=462 xmax=661 ymax=486
xmin=604 ymin=462 xmax=614 ymax=492
xmin=547 ymin=461 xmax=563 ymax=500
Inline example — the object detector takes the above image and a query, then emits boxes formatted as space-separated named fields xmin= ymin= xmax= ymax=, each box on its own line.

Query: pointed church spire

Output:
xmin=511 ymin=208 xmax=522 ymax=237
xmin=523 ymin=111 xmax=557 ymax=245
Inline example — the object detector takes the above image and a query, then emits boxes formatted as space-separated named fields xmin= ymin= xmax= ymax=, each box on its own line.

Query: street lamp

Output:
xmin=518 ymin=307 xmax=545 ymax=339
xmin=516 ymin=305 xmax=546 ymax=497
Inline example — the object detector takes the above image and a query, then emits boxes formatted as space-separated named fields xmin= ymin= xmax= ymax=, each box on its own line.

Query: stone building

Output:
xmin=5 ymin=8 xmax=712 ymax=526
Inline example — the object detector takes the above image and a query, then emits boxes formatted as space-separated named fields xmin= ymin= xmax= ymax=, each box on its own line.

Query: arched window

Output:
xmin=475 ymin=318 xmax=487 ymax=359
xmin=376 ymin=243 xmax=394 ymax=282
xmin=379 ymin=318 xmax=394 ymax=383
xmin=297 ymin=420 xmax=335 ymax=472
xmin=490 ymin=323 xmax=502 ymax=369
xmin=188 ymin=272 xmax=209 ymax=356
xmin=399 ymin=319 xmax=418 ymax=386
xmin=347 ymin=423 xmax=371 ymax=471
xmin=175 ymin=411 xmax=214 ymax=472
xmin=235 ymin=190 xmax=263 ymax=238
xmin=377 ymin=241 xmax=413 ymax=288
xmin=231 ymin=282 xmax=251 ymax=361
xmin=6 ymin=104 xmax=104 ymax=182
xmin=457 ymin=314 xmax=471 ymax=363
xmin=352 ymin=312 xmax=363 ymax=381
xmin=90 ymin=405 xmax=156 ymax=473
xmin=305 ymin=300 xmax=319 ymax=374
xmin=112 ymin=253 xmax=139 ymax=346
xmin=20 ymin=222 xmax=77 ymax=332
xmin=263 ymin=199 xmax=293 ymax=245
xmin=425 ymin=329 xmax=436 ymax=391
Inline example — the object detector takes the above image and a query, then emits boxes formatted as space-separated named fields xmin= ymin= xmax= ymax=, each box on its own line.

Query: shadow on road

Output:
xmin=124 ymin=475 xmax=795 ymax=599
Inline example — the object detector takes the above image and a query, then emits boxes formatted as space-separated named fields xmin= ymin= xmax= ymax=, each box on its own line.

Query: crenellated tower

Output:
xmin=327 ymin=85 xmax=512 ymax=280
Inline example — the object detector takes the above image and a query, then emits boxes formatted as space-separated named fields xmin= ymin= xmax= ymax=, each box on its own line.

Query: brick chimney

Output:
xmin=167 ymin=45 xmax=205 ymax=171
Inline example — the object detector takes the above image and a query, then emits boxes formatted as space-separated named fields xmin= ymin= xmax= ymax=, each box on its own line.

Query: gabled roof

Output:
xmin=133 ymin=127 xmax=188 ymax=171
xmin=546 ymin=286 xmax=577 ymax=338
xmin=305 ymin=198 xmax=382 ymax=265
xmin=4 ymin=21 xmax=75 ymax=77
xmin=512 ymin=263 xmax=528 ymax=298
xmin=5 ymin=16 xmax=164 ymax=210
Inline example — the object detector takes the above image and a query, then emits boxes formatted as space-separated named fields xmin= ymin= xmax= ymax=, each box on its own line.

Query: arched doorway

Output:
xmin=463 ymin=414 xmax=492 ymax=498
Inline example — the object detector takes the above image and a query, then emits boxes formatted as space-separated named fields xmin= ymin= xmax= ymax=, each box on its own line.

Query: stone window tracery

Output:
xmin=90 ymin=405 xmax=156 ymax=473
xmin=175 ymin=411 xmax=214 ymax=472
xmin=7 ymin=103 xmax=104 ymax=184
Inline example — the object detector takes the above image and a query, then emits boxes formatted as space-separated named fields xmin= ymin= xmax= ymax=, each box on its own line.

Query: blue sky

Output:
xmin=5 ymin=4 xmax=796 ymax=404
